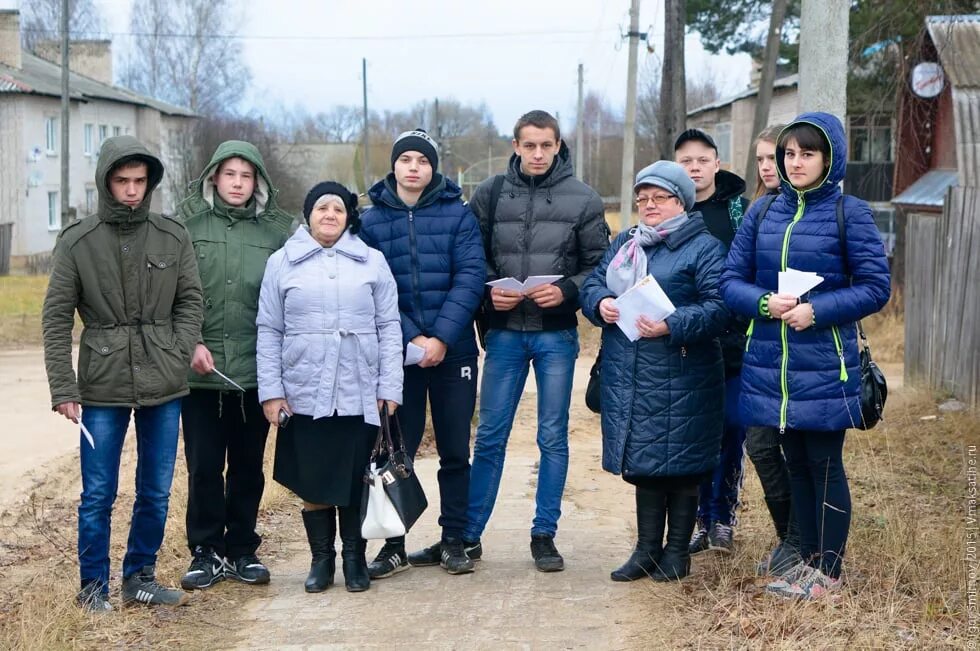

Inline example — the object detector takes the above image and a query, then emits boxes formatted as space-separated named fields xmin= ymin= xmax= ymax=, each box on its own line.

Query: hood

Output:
xmin=776 ymin=111 xmax=847 ymax=203
xmin=95 ymin=135 xmax=164 ymax=225
xmin=368 ymin=173 xmax=461 ymax=210
xmin=285 ymin=225 xmax=368 ymax=265
xmin=704 ymin=169 xmax=746 ymax=204
xmin=506 ymin=140 xmax=574 ymax=189
xmin=181 ymin=140 xmax=278 ymax=218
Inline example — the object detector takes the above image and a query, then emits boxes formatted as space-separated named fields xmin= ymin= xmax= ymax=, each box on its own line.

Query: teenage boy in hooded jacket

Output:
xmin=42 ymin=135 xmax=203 ymax=611
xmin=674 ymin=128 xmax=750 ymax=556
xmin=177 ymin=141 xmax=293 ymax=590
xmin=358 ymin=129 xmax=486 ymax=578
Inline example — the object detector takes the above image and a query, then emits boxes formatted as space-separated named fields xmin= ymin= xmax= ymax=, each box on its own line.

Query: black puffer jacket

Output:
xmin=694 ymin=169 xmax=750 ymax=378
xmin=469 ymin=142 xmax=609 ymax=332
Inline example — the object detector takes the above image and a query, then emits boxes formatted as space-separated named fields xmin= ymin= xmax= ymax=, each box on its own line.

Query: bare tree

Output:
xmin=659 ymin=0 xmax=688 ymax=160
xmin=637 ymin=60 xmax=722 ymax=158
xmin=119 ymin=0 xmax=250 ymax=116
xmin=20 ymin=0 xmax=103 ymax=52
xmin=744 ymin=0 xmax=789 ymax=191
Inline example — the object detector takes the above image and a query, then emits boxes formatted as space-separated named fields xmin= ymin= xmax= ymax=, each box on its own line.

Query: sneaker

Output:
xmin=368 ymin=542 xmax=409 ymax=579
xmin=122 ymin=566 xmax=190 ymax=607
xmin=440 ymin=538 xmax=475 ymax=575
xmin=227 ymin=554 xmax=271 ymax=585
xmin=181 ymin=547 xmax=227 ymax=590
xmin=409 ymin=539 xmax=482 ymax=567
xmin=689 ymin=525 xmax=710 ymax=555
xmin=774 ymin=567 xmax=843 ymax=600
xmin=765 ymin=561 xmax=817 ymax=593
xmin=530 ymin=535 xmax=564 ymax=572
xmin=77 ymin=582 xmax=113 ymax=613
xmin=708 ymin=523 xmax=734 ymax=554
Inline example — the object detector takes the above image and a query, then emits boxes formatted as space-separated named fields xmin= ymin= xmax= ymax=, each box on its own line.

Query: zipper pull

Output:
xmin=408 ymin=210 xmax=414 ymax=222
xmin=779 ymin=425 xmax=786 ymax=436
xmin=838 ymin=352 xmax=849 ymax=382
xmin=681 ymin=346 xmax=688 ymax=358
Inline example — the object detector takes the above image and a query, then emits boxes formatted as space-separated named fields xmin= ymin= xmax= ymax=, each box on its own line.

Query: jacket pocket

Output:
xmin=144 ymin=323 xmax=187 ymax=397
xmin=80 ymin=332 xmax=129 ymax=395
xmin=146 ymin=253 xmax=179 ymax=304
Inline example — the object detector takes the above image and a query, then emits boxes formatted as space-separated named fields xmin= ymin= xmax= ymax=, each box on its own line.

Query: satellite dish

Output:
xmin=28 ymin=146 xmax=42 ymax=163
xmin=28 ymin=171 xmax=43 ymax=188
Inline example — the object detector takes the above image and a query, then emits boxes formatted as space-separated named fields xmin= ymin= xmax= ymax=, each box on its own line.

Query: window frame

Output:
xmin=47 ymin=191 xmax=60 ymax=230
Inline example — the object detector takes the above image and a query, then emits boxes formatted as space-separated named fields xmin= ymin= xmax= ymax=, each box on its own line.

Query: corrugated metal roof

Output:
xmin=688 ymin=74 xmax=799 ymax=117
xmin=0 ymin=52 xmax=195 ymax=117
xmin=891 ymin=168 xmax=958 ymax=207
xmin=928 ymin=15 xmax=980 ymax=88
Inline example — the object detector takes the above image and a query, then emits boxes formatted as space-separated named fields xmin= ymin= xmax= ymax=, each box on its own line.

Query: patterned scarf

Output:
xmin=606 ymin=213 xmax=689 ymax=296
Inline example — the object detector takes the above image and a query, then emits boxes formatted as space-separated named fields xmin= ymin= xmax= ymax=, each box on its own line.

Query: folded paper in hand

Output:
xmin=404 ymin=342 xmax=425 ymax=366
xmin=486 ymin=275 xmax=562 ymax=293
xmin=613 ymin=275 xmax=676 ymax=342
xmin=778 ymin=268 xmax=823 ymax=298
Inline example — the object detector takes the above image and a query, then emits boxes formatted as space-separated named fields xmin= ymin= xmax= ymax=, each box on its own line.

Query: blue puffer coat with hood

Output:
xmin=720 ymin=112 xmax=891 ymax=433
xmin=359 ymin=174 xmax=486 ymax=362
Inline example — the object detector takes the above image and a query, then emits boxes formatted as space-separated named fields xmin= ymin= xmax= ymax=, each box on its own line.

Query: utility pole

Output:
xmin=575 ymin=63 xmax=584 ymax=180
xmin=618 ymin=0 xmax=641 ymax=230
xmin=799 ymin=0 xmax=848 ymax=122
xmin=361 ymin=58 xmax=370 ymax=190
xmin=60 ymin=0 xmax=70 ymax=226
xmin=744 ymin=0 xmax=789 ymax=191
xmin=660 ymin=0 xmax=686 ymax=162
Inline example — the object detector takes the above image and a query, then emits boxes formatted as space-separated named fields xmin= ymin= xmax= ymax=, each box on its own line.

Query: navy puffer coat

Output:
xmin=360 ymin=174 xmax=486 ymax=362
xmin=581 ymin=216 xmax=729 ymax=478
xmin=720 ymin=112 xmax=891 ymax=432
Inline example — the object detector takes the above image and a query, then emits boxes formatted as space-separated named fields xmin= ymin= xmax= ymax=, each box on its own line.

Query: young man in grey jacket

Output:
xmin=462 ymin=110 xmax=609 ymax=571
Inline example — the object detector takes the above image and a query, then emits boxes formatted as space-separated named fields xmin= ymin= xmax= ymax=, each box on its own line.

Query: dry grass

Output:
xmin=862 ymin=287 xmax=905 ymax=365
xmin=0 ymin=276 xmax=49 ymax=348
xmin=0 ymin=428 xmax=294 ymax=650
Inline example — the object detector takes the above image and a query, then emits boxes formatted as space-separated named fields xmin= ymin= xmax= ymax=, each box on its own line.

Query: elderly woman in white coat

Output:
xmin=256 ymin=181 xmax=403 ymax=594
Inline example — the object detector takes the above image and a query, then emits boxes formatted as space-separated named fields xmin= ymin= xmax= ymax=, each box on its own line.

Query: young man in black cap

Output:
xmin=358 ymin=129 xmax=486 ymax=577
xmin=674 ymin=128 xmax=750 ymax=555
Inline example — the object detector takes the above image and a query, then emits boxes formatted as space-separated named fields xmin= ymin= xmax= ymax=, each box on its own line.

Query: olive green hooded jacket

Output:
xmin=42 ymin=136 xmax=204 ymax=408
xmin=177 ymin=140 xmax=294 ymax=391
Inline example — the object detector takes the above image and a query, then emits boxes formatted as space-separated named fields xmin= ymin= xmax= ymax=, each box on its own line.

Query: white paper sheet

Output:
xmin=613 ymin=275 xmax=676 ymax=342
xmin=404 ymin=342 xmax=425 ymax=366
xmin=486 ymin=275 xmax=563 ymax=293
xmin=778 ymin=267 xmax=823 ymax=298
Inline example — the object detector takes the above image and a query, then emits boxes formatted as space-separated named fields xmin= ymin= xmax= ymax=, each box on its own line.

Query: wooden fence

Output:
xmin=904 ymin=186 xmax=980 ymax=408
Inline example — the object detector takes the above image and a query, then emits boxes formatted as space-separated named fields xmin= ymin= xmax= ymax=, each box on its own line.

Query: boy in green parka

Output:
xmin=177 ymin=141 xmax=294 ymax=590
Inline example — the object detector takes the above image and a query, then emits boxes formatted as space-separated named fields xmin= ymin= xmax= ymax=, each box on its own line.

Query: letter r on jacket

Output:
xmin=461 ymin=366 xmax=472 ymax=381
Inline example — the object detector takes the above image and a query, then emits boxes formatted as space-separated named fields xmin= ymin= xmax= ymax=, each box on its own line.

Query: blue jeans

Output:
xmin=464 ymin=328 xmax=578 ymax=540
xmin=697 ymin=375 xmax=747 ymax=527
xmin=78 ymin=399 xmax=181 ymax=593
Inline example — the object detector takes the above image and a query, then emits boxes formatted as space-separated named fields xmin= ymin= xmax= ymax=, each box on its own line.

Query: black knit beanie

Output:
xmin=390 ymin=128 xmax=439 ymax=172
xmin=303 ymin=181 xmax=360 ymax=233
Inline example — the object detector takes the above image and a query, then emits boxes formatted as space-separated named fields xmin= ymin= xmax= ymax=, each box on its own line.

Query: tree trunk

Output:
xmin=744 ymin=0 xmax=789 ymax=194
xmin=659 ymin=0 xmax=687 ymax=161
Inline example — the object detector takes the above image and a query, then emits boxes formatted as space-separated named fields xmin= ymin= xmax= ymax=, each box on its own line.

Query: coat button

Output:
xmin=226 ymin=279 xmax=232 ymax=284
xmin=158 ymin=262 xmax=167 ymax=268
xmin=327 ymin=250 xmax=335 ymax=257
xmin=133 ymin=365 xmax=140 ymax=372
xmin=328 ymin=273 xmax=336 ymax=279
xmin=224 ymin=333 xmax=229 ymax=338
xmin=227 ymin=225 xmax=233 ymax=230
xmin=101 ymin=346 xmax=109 ymax=353
xmin=199 ymin=253 xmax=205 ymax=259
xmin=122 ymin=245 xmax=129 ymax=253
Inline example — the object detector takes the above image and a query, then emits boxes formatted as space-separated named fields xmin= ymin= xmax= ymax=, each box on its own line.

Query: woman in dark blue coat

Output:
xmin=581 ymin=161 xmax=728 ymax=582
xmin=720 ymin=112 xmax=890 ymax=599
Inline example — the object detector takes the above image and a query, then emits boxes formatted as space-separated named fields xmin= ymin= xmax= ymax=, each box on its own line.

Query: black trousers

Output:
xmin=397 ymin=357 xmax=478 ymax=539
xmin=182 ymin=388 xmax=269 ymax=560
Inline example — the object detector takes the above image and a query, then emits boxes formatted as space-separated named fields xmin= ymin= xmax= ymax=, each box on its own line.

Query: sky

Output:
xmin=79 ymin=0 xmax=753 ymax=135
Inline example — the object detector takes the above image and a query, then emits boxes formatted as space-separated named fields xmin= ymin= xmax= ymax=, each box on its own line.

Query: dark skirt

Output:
xmin=273 ymin=413 xmax=377 ymax=507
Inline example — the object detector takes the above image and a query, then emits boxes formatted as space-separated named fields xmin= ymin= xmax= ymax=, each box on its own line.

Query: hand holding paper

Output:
xmin=778 ymin=268 xmax=823 ymax=298
xmin=613 ymin=275 xmax=676 ymax=342
xmin=404 ymin=342 xmax=425 ymax=366
xmin=486 ymin=275 xmax=562 ymax=294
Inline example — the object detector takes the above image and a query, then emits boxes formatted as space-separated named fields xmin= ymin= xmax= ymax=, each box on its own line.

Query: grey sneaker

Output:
xmin=765 ymin=561 xmax=816 ymax=593
xmin=122 ymin=566 xmax=190 ymax=607
xmin=368 ymin=542 xmax=409 ymax=579
xmin=708 ymin=523 xmax=734 ymax=554
xmin=77 ymin=582 xmax=113 ymax=613
xmin=689 ymin=525 xmax=710 ymax=555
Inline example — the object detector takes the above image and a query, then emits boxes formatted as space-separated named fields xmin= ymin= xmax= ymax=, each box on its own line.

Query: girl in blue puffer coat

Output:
xmin=720 ymin=112 xmax=890 ymax=599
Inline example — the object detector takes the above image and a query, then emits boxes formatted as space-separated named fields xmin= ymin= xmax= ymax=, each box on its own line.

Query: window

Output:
xmin=113 ymin=125 xmax=121 ymax=137
xmin=849 ymin=115 xmax=892 ymax=163
xmin=98 ymin=124 xmax=108 ymax=145
xmin=85 ymin=188 xmax=96 ymax=214
xmin=871 ymin=204 xmax=896 ymax=257
xmin=48 ymin=192 xmax=60 ymax=229
xmin=45 ymin=117 xmax=57 ymax=153
xmin=84 ymin=124 xmax=94 ymax=156
xmin=714 ymin=122 xmax=732 ymax=166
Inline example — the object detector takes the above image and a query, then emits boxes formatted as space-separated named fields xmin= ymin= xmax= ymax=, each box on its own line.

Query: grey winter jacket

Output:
xmin=469 ymin=142 xmax=609 ymax=332
xmin=255 ymin=227 xmax=403 ymax=426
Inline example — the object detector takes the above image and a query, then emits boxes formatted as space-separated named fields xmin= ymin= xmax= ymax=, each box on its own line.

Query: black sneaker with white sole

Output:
xmin=367 ymin=542 xmax=409 ymax=579
xmin=227 ymin=554 xmax=271 ymax=585
xmin=440 ymin=538 xmax=475 ymax=575
xmin=409 ymin=538 xmax=482 ymax=566
xmin=181 ymin=547 xmax=227 ymax=590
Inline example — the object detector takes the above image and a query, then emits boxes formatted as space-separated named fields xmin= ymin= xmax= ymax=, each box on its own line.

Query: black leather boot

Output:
xmin=651 ymin=492 xmax=699 ymax=582
xmin=301 ymin=508 xmax=336 ymax=593
xmin=338 ymin=506 xmax=370 ymax=592
xmin=611 ymin=485 xmax=666 ymax=581
xmin=757 ymin=497 xmax=803 ymax=576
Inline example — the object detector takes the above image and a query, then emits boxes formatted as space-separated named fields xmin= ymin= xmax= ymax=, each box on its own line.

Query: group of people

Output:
xmin=41 ymin=107 xmax=889 ymax=613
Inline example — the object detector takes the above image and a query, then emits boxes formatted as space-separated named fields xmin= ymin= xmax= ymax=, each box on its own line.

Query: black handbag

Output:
xmin=361 ymin=406 xmax=428 ymax=533
xmin=585 ymin=345 xmax=602 ymax=413
xmin=854 ymin=322 xmax=887 ymax=430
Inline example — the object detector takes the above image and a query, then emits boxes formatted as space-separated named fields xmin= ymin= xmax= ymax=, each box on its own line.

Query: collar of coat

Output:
xmin=658 ymin=213 xmax=710 ymax=250
xmin=285 ymin=226 xmax=368 ymax=264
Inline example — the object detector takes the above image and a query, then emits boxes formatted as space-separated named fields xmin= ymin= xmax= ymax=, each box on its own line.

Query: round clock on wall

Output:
xmin=911 ymin=62 xmax=944 ymax=98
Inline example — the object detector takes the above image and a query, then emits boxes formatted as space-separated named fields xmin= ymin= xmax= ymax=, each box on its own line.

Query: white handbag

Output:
xmin=360 ymin=462 xmax=407 ymax=540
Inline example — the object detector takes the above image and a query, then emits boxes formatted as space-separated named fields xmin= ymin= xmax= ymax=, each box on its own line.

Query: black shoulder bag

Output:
xmin=475 ymin=174 xmax=506 ymax=349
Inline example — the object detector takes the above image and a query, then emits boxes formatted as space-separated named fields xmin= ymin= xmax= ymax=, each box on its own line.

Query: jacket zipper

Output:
xmin=778 ymin=192 xmax=806 ymax=434
xmin=521 ymin=178 xmax=535 ymax=329
xmin=407 ymin=210 xmax=426 ymax=330
xmin=831 ymin=325 xmax=848 ymax=381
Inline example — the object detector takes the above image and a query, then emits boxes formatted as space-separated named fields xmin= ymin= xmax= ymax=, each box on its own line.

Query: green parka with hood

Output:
xmin=177 ymin=140 xmax=294 ymax=391
xmin=42 ymin=136 xmax=204 ymax=408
